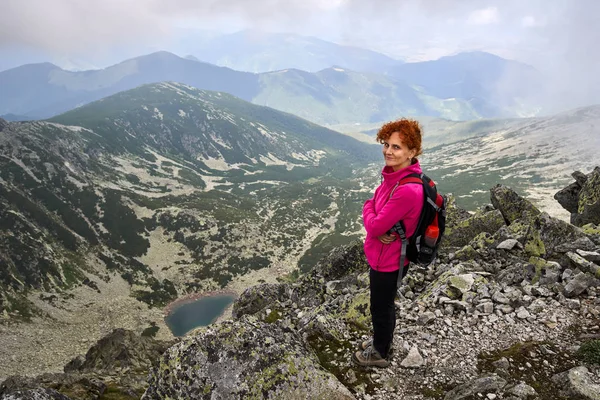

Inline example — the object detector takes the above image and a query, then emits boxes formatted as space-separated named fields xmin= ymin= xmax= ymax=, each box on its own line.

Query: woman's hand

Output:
xmin=378 ymin=234 xmax=397 ymax=244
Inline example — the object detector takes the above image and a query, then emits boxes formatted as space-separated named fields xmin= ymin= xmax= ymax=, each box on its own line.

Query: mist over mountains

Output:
xmin=1 ymin=47 xmax=543 ymax=124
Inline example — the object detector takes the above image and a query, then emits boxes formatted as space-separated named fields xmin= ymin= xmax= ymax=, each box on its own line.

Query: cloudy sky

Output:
xmin=0 ymin=0 xmax=597 ymax=68
xmin=1 ymin=0 xmax=599 ymax=110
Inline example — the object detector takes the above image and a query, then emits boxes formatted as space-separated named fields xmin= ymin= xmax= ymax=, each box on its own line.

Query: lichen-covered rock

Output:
xmin=443 ymin=210 xmax=505 ymax=248
xmin=536 ymin=213 xmax=596 ymax=256
xmin=444 ymin=194 xmax=472 ymax=231
xmin=527 ymin=257 xmax=561 ymax=285
xmin=449 ymin=274 xmax=475 ymax=295
xmin=490 ymin=185 xmax=541 ymax=225
xmin=142 ymin=316 xmax=355 ymax=400
xmin=566 ymin=252 xmax=600 ymax=278
xmin=581 ymin=223 xmax=600 ymax=245
xmin=575 ymin=167 xmax=600 ymax=226
xmin=417 ymin=265 xmax=467 ymax=302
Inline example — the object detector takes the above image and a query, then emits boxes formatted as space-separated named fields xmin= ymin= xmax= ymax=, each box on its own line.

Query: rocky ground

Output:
xmin=2 ymin=168 xmax=600 ymax=399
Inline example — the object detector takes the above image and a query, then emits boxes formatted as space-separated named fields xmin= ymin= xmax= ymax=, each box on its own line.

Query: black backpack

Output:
xmin=389 ymin=173 xmax=446 ymax=281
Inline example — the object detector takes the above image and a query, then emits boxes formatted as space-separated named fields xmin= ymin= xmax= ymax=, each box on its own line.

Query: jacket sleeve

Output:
xmin=363 ymin=186 xmax=419 ymax=237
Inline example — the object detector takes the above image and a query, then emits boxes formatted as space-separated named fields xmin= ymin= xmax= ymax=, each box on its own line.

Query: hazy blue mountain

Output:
xmin=0 ymin=52 xmax=259 ymax=118
xmin=386 ymin=51 xmax=543 ymax=118
xmin=0 ymin=82 xmax=379 ymax=320
xmin=191 ymin=29 xmax=403 ymax=73
xmin=0 ymin=51 xmax=544 ymax=124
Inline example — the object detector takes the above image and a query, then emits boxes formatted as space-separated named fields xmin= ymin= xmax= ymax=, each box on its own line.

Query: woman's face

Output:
xmin=382 ymin=131 xmax=416 ymax=171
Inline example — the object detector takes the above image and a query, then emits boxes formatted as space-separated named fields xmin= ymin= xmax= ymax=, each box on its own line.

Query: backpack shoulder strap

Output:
xmin=398 ymin=173 xmax=423 ymax=186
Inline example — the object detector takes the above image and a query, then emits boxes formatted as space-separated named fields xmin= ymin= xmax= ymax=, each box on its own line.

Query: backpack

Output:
xmin=388 ymin=172 xmax=446 ymax=279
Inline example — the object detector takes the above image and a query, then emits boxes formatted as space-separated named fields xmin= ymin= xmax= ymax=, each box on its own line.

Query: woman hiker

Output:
xmin=353 ymin=118 xmax=425 ymax=368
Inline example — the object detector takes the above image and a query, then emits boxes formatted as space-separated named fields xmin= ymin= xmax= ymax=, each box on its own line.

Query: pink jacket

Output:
xmin=362 ymin=162 xmax=424 ymax=272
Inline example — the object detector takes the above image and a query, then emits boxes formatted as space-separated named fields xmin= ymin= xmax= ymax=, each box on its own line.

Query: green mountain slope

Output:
xmin=0 ymin=83 xmax=379 ymax=320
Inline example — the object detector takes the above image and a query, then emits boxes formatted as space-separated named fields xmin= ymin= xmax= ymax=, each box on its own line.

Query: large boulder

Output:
xmin=555 ymin=171 xmax=588 ymax=213
xmin=490 ymin=185 xmax=541 ymax=225
xmin=142 ymin=317 xmax=355 ymax=400
xmin=443 ymin=210 xmax=505 ymax=248
xmin=555 ymin=167 xmax=600 ymax=226
xmin=575 ymin=167 xmax=600 ymax=226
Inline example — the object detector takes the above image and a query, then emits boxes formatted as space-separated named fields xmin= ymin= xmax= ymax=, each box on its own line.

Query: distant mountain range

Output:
xmin=0 ymin=51 xmax=543 ymax=124
xmin=0 ymin=82 xmax=378 ymax=320
xmin=187 ymin=29 xmax=403 ymax=74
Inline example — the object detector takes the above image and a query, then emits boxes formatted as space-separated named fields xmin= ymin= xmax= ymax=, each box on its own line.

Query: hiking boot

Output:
xmin=352 ymin=345 xmax=390 ymax=368
xmin=360 ymin=339 xmax=393 ymax=356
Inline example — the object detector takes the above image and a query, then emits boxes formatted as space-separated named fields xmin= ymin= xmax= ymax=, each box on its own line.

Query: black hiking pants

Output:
xmin=370 ymin=266 xmax=407 ymax=358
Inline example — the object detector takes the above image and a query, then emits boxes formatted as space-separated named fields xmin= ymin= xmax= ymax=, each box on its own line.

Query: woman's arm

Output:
xmin=363 ymin=186 xmax=418 ymax=237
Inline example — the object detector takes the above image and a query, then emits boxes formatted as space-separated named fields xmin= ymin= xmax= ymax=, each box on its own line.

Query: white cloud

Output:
xmin=467 ymin=7 xmax=500 ymax=25
xmin=521 ymin=16 xmax=544 ymax=28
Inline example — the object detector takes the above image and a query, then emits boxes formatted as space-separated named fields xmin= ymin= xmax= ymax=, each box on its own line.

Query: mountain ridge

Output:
xmin=0 ymin=50 xmax=543 ymax=124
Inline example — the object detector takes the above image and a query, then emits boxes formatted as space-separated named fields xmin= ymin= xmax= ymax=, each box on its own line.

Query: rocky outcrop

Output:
xmin=4 ymin=177 xmax=600 ymax=399
xmin=143 ymin=317 xmax=355 ymax=399
xmin=491 ymin=184 xmax=541 ymax=225
xmin=0 ymin=329 xmax=175 ymax=400
xmin=556 ymin=167 xmax=600 ymax=226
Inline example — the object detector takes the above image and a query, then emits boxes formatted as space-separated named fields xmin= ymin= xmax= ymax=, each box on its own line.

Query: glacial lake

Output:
xmin=165 ymin=294 xmax=236 ymax=337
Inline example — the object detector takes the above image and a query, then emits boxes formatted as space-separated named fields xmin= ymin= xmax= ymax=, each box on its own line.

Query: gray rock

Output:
xmin=491 ymin=357 xmax=510 ymax=371
xmin=577 ymin=249 xmax=600 ymax=263
xmin=566 ymin=252 xmax=600 ymax=277
xmin=516 ymin=307 xmax=531 ymax=319
xmin=444 ymin=374 xmax=508 ymax=400
xmin=401 ymin=345 xmax=425 ymax=368
xmin=507 ymin=381 xmax=537 ymax=398
xmin=417 ymin=311 xmax=436 ymax=325
xmin=496 ymin=239 xmax=522 ymax=250
xmin=492 ymin=291 xmax=510 ymax=305
xmin=565 ymin=298 xmax=581 ymax=310
xmin=496 ymin=305 xmax=515 ymax=314
xmin=444 ymin=202 xmax=505 ymax=248
xmin=0 ymin=389 xmax=72 ymax=400
xmin=449 ymin=274 xmax=475 ymax=294
xmin=564 ymin=273 xmax=595 ymax=297
xmin=476 ymin=302 xmax=494 ymax=315
xmin=552 ymin=366 xmax=600 ymax=400
xmin=527 ymin=298 xmax=547 ymax=314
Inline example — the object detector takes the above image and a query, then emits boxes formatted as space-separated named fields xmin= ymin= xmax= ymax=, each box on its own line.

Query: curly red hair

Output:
xmin=376 ymin=118 xmax=423 ymax=158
